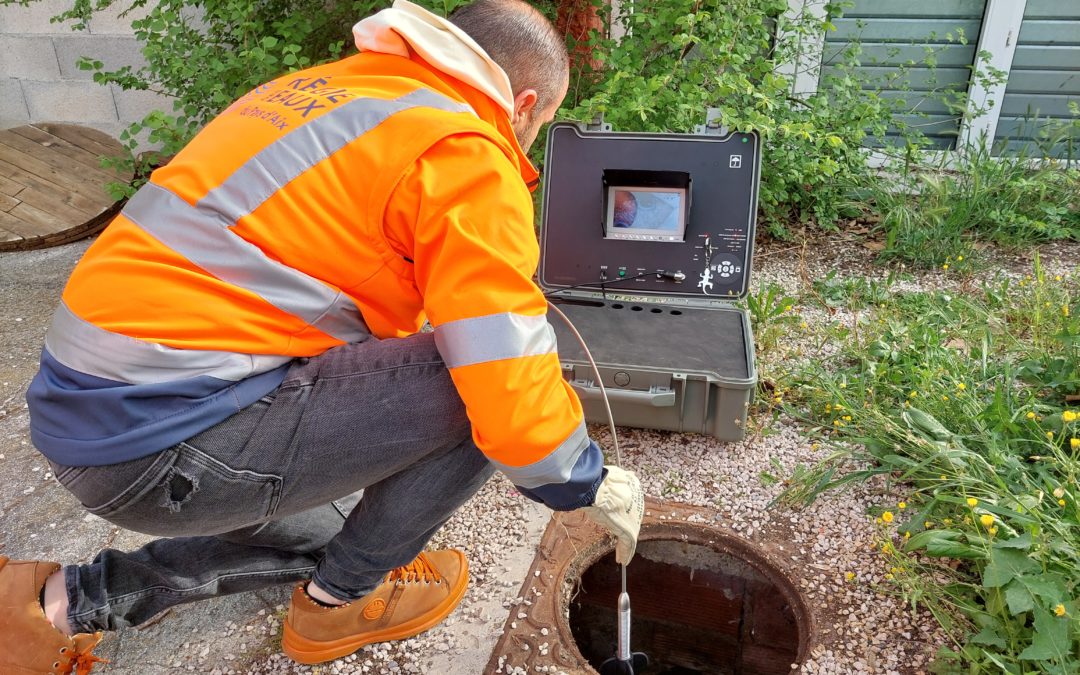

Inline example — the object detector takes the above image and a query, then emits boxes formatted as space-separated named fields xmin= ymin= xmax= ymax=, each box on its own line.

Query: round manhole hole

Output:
xmin=562 ymin=522 xmax=811 ymax=674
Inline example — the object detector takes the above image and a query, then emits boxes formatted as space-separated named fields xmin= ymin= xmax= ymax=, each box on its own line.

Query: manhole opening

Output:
xmin=568 ymin=539 xmax=807 ymax=675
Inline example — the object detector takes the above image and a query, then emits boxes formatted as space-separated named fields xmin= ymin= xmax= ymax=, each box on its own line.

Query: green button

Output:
xmin=619 ymin=270 xmax=626 ymax=277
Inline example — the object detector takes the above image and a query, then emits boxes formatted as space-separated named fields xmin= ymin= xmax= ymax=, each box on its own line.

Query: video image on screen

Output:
xmin=605 ymin=186 xmax=686 ymax=242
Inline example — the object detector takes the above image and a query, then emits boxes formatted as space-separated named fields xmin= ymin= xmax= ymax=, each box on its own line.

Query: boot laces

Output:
xmin=59 ymin=641 xmax=108 ymax=675
xmin=388 ymin=552 xmax=441 ymax=585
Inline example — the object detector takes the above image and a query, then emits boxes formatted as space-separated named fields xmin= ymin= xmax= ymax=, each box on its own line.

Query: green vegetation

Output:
xmin=772 ymin=258 xmax=1079 ymax=673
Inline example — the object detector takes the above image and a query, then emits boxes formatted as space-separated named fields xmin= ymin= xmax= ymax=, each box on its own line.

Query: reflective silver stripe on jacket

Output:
xmin=488 ymin=420 xmax=590 ymax=489
xmin=121 ymin=89 xmax=475 ymax=344
xmin=433 ymin=312 xmax=558 ymax=369
xmin=45 ymin=302 xmax=292 ymax=384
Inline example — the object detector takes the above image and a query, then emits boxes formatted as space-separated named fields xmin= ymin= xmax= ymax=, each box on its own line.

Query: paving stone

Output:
xmin=53 ymin=34 xmax=145 ymax=80
xmin=0 ymin=78 xmax=31 ymax=127
xmin=0 ymin=0 xmax=83 ymax=34
xmin=22 ymin=79 xmax=118 ymax=123
xmin=0 ymin=36 xmax=61 ymax=80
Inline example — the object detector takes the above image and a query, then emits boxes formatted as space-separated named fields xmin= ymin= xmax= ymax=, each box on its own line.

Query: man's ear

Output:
xmin=512 ymin=88 xmax=539 ymax=125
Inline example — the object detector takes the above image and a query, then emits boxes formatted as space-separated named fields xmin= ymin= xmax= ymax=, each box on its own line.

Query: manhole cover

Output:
xmin=486 ymin=500 xmax=815 ymax=674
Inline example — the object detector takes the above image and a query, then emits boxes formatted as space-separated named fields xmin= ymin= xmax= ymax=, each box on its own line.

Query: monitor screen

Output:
xmin=604 ymin=186 xmax=687 ymax=243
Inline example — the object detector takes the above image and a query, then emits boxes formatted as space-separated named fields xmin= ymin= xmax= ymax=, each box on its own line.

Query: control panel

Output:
xmin=538 ymin=122 xmax=760 ymax=302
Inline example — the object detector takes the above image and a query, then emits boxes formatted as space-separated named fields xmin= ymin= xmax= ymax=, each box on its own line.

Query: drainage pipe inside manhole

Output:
xmin=563 ymin=523 xmax=811 ymax=675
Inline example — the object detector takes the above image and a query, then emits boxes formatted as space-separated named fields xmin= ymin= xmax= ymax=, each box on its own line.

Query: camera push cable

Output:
xmin=546 ymin=301 xmax=650 ymax=675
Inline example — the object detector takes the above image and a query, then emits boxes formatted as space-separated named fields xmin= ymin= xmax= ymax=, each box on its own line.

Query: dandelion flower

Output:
xmin=801 ymin=321 xmax=809 ymax=329
xmin=943 ymin=518 xmax=953 ymax=525
xmin=1055 ymin=604 xmax=1066 ymax=617
xmin=942 ymin=395 xmax=950 ymax=401
xmin=898 ymin=502 xmax=907 ymax=510
xmin=942 ymin=264 xmax=950 ymax=271
xmin=967 ymin=498 xmax=978 ymax=507
xmin=843 ymin=415 xmax=853 ymax=421
xmin=1048 ymin=431 xmax=1055 ymax=440
xmin=1055 ymin=275 xmax=1063 ymax=281
xmin=957 ymin=383 xmax=967 ymax=391
xmin=882 ymin=543 xmax=894 ymax=554
xmin=1059 ymin=499 xmax=1067 ymax=507
xmin=1064 ymin=411 xmax=1078 ymax=423
xmin=811 ymin=443 xmax=820 ymax=450
xmin=885 ymin=573 xmax=894 ymax=580
xmin=924 ymin=521 xmax=933 ymax=528
xmin=882 ymin=511 xmax=895 ymax=523
xmin=989 ymin=527 xmax=998 ymax=536
xmin=940 ymin=475 xmax=947 ymax=480
xmin=904 ymin=531 xmax=911 ymax=539
xmin=980 ymin=514 xmax=995 ymax=527
xmin=909 ymin=391 xmax=918 ymax=398
xmin=845 ymin=572 xmax=855 ymax=582
xmin=1064 ymin=305 xmax=1070 ymax=317
xmin=1026 ymin=411 xmax=1037 ymax=420
xmin=957 ymin=255 xmax=964 ymax=262
xmin=1072 ymin=438 xmax=1079 ymax=450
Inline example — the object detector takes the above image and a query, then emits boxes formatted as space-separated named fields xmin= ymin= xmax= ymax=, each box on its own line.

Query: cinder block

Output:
xmin=0 ymin=0 xmax=84 ymax=34
xmin=0 ymin=79 xmax=31 ymax=127
xmin=0 ymin=36 xmax=61 ymax=79
xmin=21 ymin=79 xmax=118 ymax=123
xmin=53 ymin=34 xmax=145 ymax=79
xmin=87 ymin=1 xmax=150 ymax=35
xmin=112 ymin=86 xmax=173 ymax=124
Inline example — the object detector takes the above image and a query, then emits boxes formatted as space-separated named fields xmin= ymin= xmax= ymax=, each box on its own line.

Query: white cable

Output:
xmin=546 ymin=300 xmax=621 ymax=467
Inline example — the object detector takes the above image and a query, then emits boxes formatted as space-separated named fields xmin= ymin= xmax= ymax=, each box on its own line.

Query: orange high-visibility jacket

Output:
xmin=28 ymin=49 xmax=603 ymax=509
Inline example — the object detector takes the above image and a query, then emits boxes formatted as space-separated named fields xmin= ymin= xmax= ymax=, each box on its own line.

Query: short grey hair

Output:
xmin=449 ymin=0 xmax=570 ymax=110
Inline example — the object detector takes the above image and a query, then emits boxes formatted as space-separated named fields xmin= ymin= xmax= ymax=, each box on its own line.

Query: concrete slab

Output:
xmin=0 ymin=36 xmax=62 ymax=80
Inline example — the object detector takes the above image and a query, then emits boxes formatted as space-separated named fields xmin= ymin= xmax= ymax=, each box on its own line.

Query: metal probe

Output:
xmin=547 ymin=301 xmax=649 ymax=674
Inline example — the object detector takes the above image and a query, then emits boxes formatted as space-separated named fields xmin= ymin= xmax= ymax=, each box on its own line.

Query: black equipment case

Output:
xmin=539 ymin=114 xmax=760 ymax=441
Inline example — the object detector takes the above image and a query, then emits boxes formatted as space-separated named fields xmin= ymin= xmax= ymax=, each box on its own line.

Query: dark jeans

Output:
xmin=48 ymin=333 xmax=496 ymax=633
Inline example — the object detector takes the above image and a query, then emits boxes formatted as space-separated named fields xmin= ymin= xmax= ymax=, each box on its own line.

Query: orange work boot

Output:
xmin=282 ymin=550 xmax=468 ymax=664
xmin=0 ymin=556 xmax=106 ymax=674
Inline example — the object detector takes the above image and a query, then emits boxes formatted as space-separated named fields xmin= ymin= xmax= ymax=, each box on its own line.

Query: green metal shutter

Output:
xmin=993 ymin=0 xmax=1080 ymax=157
xmin=820 ymin=0 xmax=987 ymax=150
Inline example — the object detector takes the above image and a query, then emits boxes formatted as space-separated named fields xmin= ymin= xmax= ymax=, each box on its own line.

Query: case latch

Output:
xmin=583 ymin=113 xmax=613 ymax=133
xmin=693 ymin=107 xmax=728 ymax=136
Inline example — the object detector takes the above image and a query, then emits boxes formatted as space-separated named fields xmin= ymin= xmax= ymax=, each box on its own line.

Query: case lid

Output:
xmin=538 ymin=120 xmax=761 ymax=305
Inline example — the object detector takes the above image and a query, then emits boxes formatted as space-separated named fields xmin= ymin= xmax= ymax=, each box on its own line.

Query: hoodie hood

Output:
xmin=353 ymin=0 xmax=516 ymax=117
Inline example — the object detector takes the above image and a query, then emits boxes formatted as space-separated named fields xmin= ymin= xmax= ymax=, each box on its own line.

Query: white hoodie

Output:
xmin=352 ymin=0 xmax=516 ymax=117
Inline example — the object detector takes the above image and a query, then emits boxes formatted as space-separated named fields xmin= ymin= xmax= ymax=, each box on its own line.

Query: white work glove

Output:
xmin=581 ymin=466 xmax=645 ymax=565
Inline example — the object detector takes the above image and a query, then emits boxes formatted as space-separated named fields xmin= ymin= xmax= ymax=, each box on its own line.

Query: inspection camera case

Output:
xmin=539 ymin=119 xmax=760 ymax=441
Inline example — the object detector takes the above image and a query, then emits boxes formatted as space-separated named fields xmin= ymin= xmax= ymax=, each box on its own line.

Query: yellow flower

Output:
xmin=1064 ymin=305 xmax=1070 ymax=317
xmin=801 ymin=321 xmax=809 ymax=329
xmin=940 ymin=475 xmax=947 ymax=480
xmin=1055 ymin=604 xmax=1066 ymax=617
xmin=909 ymin=391 xmax=918 ymax=398
xmin=1064 ymin=411 xmax=1078 ymax=423
xmin=845 ymin=571 xmax=855 ymax=582
xmin=904 ymin=531 xmax=911 ymax=539
xmin=833 ymin=419 xmax=842 ymax=427
xmin=1048 ymin=431 xmax=1055 ymax=440
xmin=1027 ymin=411 xmax=1037 ymax=420
xmin=882 ymin=511 xmax=895 ymax=523
xmin=825 ymin=404 xmax=832 ymax=412
xmin=989 ymin=526 xmax=998 ymax=536
xmin=942 ymin=264 xmax=950 ymax=271
xmin=943 ymin=518 xmax=953 ymax=525
xmin=967 ymin=498 xmax=978 ymax=507
xmin=980 ymin=514 xmax=995 ymax=527
xmin=956 ymin=255 xmax=964 ymax=262
xmin=1055 ymin=275 xmax=1063 ymax=281
xmin=839 ymin=382 xmax=846 ymax=389
xmin=882 ymin=542 xmax=894 ymax=554
xmin=1059 ymin=499 xmax=1067 ymax=507
xmin=942 ymin=395 xmax=950 ymax=401
xmin=898 ymin=502 xmax=907 ymax=510
xmin=1071 ymin=438 xmax=1080 ymax=450
xmin=924 ymin=521 xmax=933 ymax=528
xmin=957 ymin=383 xmax=967 ymax=391
xmin=783 ymin=304 xmax=793 ymax=312
xmin=811 ymin=443 xmax=820 ymax=450
xmin=843 ymin=415 xmax=853 ymax=421
xmin=885 ymin=573 xmax=894 ymax=580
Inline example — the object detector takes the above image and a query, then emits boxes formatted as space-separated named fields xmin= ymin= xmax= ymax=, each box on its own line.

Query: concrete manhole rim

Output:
xmin=554 ymin=518 xmax=817 ymax=673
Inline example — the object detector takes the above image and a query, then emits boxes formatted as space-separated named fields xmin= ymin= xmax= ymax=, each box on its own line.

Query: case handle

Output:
xmin=571 ymin=381 xmax=676 ymax=407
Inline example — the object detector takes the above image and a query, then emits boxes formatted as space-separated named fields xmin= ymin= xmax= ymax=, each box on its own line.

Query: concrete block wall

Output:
xmin=0 ymin=0 xmax=172 ymax=147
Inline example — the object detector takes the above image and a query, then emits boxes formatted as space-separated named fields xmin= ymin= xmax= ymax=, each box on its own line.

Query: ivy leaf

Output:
xmin=983 ymin=548 xmax=1040 ymax=588
xmin=1018 ymin=606 xmax=1071 ymax=661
